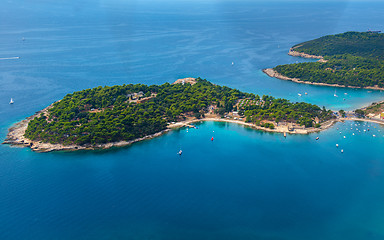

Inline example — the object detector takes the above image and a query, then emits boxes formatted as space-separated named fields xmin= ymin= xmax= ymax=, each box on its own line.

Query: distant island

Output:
xmin=264 ymin=31 xmax=384 ymax=90
xmin=3 ymin=78 xmax=335 ymax=152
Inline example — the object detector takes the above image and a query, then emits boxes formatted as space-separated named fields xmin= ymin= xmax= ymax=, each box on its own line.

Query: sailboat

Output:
xmin=9 ymin=98 xmax=14 ymax=104
xmin=334 ymin=89 xmax=338 ymax=97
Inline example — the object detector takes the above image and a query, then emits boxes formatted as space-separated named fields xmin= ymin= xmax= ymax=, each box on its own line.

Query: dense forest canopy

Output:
xmin=293 ymin=31 xmax=384 ymax=59
xmin=24 ymin=78 xmax=333 ymax=146
xmin=274 ymin=32 xmax=384 ymax=88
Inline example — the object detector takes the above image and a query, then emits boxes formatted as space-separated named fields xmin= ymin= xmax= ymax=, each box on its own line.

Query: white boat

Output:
xmin=298 ymin=93 xmax=302 ymax=96
xmin=232 ymin=62 xmax=234 ymax=65
xmin=341 ymin=149 xmax=344 ymax=153
xmin=177 ymin=150 xmax=182 ymax=155
xmin=334 ymin=90 xmax=338 ymax=97
xmin=9 ymin=98 xmax=14 ymax=104
xmin=336 ymin=144 xmax=339 ymax=147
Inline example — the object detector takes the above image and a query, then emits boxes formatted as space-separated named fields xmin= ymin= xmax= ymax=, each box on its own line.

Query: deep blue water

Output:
xmin=1 ymin=0 xmax=384 ymax=239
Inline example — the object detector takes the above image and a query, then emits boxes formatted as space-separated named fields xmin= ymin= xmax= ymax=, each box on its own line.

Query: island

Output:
xmin=3 ymin=78 xmax=335 ymax=152
xmin=264 ymin=31 xmax=384 ymax=89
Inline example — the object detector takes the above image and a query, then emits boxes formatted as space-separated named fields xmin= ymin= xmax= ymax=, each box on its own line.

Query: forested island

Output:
xmin=265 ymin=31 xmax=384 ymax=89
xmin=4 ymin=78 xmax=334 ymax=152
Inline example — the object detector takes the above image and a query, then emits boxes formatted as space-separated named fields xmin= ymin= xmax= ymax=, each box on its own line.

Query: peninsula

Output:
xmin=3 ymin=78 xmax=335 ymax=152
xmin=264 ymin=31 xmax=384 ymax=90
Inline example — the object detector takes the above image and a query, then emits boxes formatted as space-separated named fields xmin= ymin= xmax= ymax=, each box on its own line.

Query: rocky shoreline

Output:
xmin=288 ymin=47 xmax=324 ymax=60
xmin=2 ymin=105 xmax=172 ymax=152
xmin=262 ymin=68 xmax=384 ymax=91
xmin=3 ymin=109 xmax=337 ymax=152
xmin=266 ymin=47 xmax=384 ymax=90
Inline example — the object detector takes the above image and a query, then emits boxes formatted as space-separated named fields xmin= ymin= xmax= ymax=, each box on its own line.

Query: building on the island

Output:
xmin=367 ymin=113 xmax=376 ymax=119
xmin=367 ymin=30 xmax=381 ymax=33
xmin=381 ymin=112 xmax=384 ymax=119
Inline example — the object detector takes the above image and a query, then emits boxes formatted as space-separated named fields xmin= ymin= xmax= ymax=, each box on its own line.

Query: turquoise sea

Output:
xmin=1 ymin=0 xmax=384 ymax=239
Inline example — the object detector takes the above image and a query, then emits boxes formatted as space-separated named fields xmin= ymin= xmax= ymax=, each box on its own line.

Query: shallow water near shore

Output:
xmin=2 ymin=121 xmax=384 ymax=239
xmin=1 ymin=0 xmax=384 ymax=239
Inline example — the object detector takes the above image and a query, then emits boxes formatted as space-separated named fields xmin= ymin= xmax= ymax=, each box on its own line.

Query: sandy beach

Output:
xmin=340 ymin=117 xmax=384 ymax=125
xmin=3 ymin=110 xmax=338 ymax=152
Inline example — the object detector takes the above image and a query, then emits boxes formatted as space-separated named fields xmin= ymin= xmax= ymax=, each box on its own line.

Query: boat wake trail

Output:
xmin=0 ymin=57 xmax=20 ymax=60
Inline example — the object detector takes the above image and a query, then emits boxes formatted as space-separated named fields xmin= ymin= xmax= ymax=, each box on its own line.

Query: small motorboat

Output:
xmin=177 ymin=150 xmax=183 ymax=155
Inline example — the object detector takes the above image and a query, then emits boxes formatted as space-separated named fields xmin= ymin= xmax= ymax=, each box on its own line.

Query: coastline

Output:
xmin=288 ymin=47 xmax=324 ymax=60
xmin=262 ymin=68 xmax=384 ymax=91
xmin=3 ymin=110 xmax=337 ymax=152
xmin=340 ymin=117 xmax=384 ymax=125
xmin=4 ymin=107 xmax=383 ymax=153
xmin=266 ymin=48 xmax=384 ymax=91
xmin=2 ymin=105 xmax=171 ymax=153
xmin=170 ymin=117 xmax=337 ymax=135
